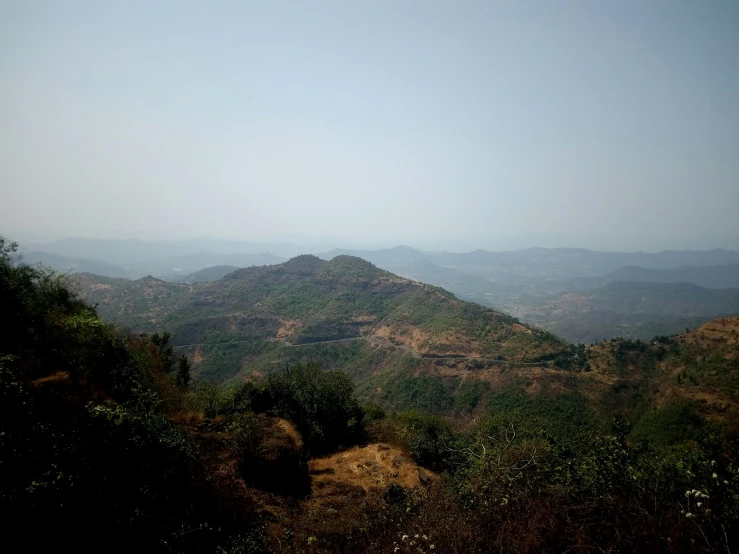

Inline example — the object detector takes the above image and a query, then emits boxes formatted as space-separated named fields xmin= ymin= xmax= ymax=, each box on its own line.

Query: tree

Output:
xmin=176 ymin=356 xmax=191 ymax=388
xmin=151 ymin=332 xmax=176 ymax=373
xmin=265 ymin=362 xmax=363 ymax=453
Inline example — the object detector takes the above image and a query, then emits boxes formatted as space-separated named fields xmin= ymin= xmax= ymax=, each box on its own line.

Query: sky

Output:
xmin=1 ymin=0 xmax=738 ymax=251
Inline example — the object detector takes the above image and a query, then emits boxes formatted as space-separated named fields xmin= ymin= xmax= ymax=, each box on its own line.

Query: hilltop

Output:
xmin=75 ymin=255 xmax=568 ymax=387
xmin=181 ymin=264 xmax=241 ymax=283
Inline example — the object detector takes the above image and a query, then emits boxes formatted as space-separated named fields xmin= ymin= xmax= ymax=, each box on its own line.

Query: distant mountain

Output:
xmin=43 ymin=237 xmax=739 ymax=345
xmin=510 ymin=281 xmax=739 ymax=344
xmin=19 ymin=251 xmax=132 ymax=278
xmin=180 ymin=265 xmax=242 ymax=283
xmin=559 ymin=263 xmax=739 ymax=291
xmin=25 ymin=237 xmax=331 ymax=264
xmin=22 ymin=245 xmax=286 ymax=280
xmin=156 ymin=252 xmax=285 ymax=277
xmin=432 ymin=247 xmax=739 ymax=281
xmin=74 ymin=255 xmax=569 ymax=383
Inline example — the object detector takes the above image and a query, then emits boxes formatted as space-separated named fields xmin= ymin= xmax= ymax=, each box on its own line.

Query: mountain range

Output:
xmin=24 ymin=237 xmax=739 ymax=343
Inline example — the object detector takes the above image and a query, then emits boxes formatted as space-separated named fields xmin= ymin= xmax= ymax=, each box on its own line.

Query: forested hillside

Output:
xmin=74 ymin=255 xmax=568 ymax=385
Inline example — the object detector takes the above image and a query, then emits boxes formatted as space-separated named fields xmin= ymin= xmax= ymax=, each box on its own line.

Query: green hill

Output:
xmin=75 ymin=255 xmax=568 ymax=384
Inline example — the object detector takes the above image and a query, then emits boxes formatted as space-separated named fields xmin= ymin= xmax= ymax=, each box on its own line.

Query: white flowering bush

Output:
xmin=391 ymin=533 xmax=435 ymax=553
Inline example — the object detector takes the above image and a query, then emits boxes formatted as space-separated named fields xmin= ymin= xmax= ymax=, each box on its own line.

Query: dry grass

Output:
xmin=309 ymin=443 xmax=435 ymax=493
xmin=31 ymin=371 xmax=70 ymax=386
xmin=277 ymin=319 xmax=304 ymax=339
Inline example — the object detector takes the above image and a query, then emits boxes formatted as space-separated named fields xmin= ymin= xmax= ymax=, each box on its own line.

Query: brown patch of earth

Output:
xmin=32 ymin=371 xmax=70 ymax=386
xmin=277 ymin=319 xmax=304 ymax=339
xmin=351 ymin=315 xmax=377 ymax=323
xmin=89 ymin=283 xmax=112 ymax=291
xmin=300 ymin=443 xmax=436 ymax=534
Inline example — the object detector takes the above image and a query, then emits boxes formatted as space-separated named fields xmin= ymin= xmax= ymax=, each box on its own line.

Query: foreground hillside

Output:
xmin=4 ymin=236 xmax=739 ymax=553
xmin=75 ymin=255 xmax=569 ymax=384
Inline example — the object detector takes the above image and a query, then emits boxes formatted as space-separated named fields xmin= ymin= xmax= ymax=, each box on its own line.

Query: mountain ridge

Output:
xmin=74 ymin=254 xmax=569 ymax=383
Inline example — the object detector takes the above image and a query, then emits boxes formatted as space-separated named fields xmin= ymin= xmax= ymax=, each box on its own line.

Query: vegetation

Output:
xmin=350 ymin=411 xmax=739 ymax=553
xmin=74 ymin=254 xmax=570 ymax=378
xmin=4 ymin=236 xmax=739 ymax=552
xmin=0 ymin=238 xmax=267 ymax=552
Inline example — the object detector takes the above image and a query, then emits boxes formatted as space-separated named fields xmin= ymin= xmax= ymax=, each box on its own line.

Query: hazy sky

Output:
xmin=2 ymin=0 xmax=738 ymax=249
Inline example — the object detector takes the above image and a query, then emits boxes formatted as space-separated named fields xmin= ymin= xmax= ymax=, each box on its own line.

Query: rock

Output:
xmin=378 ymin=444 xmax=391 ymax=450
xmin=392 ymin=454 xmax=408 ymax=468
xmin=326 ymin=508 xmax=339 ymax=517
xmin=417 ymin=468 xmax=432 ymax=485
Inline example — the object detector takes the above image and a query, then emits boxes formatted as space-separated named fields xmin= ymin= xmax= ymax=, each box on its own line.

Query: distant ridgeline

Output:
xmin=26 ymin=238 xmax=739 ymax=343
xmin=4 ymin=236 xmax=739 ymax=553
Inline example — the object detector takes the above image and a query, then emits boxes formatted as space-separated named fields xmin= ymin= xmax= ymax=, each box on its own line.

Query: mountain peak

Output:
xmin=324 ymin=255 xmax=387 ymax=278
xmin=280 ymin=254 xmax=327 ymax=275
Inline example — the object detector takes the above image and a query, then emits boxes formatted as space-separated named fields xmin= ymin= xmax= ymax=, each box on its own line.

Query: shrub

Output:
xmin=264 ymin=362 xmax=364 ymax=454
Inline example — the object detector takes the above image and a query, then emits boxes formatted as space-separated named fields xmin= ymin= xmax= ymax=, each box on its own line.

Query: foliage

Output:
xmin=263 ymin=362 xmax=364 ymax=454
xmin=630 ymin=402 xmax=709 ymax=445
xmin=356 ymin=411 xmax=739 ymax=553
xmin=0 ymin=237 xmax=266 ymax=553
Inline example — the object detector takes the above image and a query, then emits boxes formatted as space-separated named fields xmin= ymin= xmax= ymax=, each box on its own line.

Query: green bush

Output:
xmin=264 ymin=362 xmax=364 ymax=454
